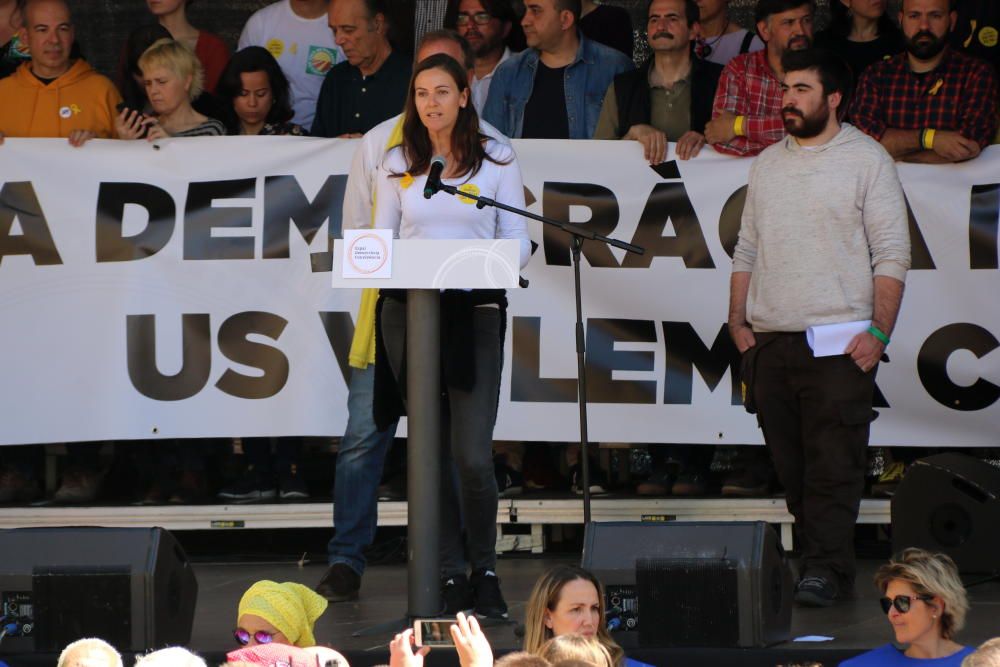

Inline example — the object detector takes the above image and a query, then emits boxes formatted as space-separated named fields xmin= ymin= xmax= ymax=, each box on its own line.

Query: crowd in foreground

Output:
xmin=2 ymin=0 xmax=1000 ymax=647
xmin=1 ymin=552 xmax=995 ymax=667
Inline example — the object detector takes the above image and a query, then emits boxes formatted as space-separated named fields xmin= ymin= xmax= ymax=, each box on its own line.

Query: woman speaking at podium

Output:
xmin=372 ymin=53 xmax=530 ymax=620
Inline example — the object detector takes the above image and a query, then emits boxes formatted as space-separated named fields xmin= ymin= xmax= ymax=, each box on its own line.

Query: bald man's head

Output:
xmin=23 ymin=0 xmax=73 ymax=25
xmin=21 ymin=0 xmax=75 ymax=78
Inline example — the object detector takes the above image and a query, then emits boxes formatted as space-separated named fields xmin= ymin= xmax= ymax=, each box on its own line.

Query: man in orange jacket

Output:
xmin=0 ymin=0 xmax=121 ymax=146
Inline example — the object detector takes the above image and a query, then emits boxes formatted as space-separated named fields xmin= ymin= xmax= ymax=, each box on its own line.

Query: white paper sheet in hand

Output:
xmin=806 ymin=320 xmax=871 ymax=357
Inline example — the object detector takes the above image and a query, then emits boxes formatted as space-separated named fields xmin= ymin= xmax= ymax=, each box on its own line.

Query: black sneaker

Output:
xmin=441 ymin=574 xmax=473 ymax=615
xmin=279 ymin=465 xmax=310 ymax=500
xmin=315 ymin=563 xmax=361 ymax=602
xmin=217 ymin=468 xmax=277 ymax=502
xmin=495 ymin=462 xmax=524 ymax=498
xmin=570 ymin=462 xmax=608 ymax=495
xmin=471 ymin=569 xmax=508 ymax=619
xmin=795 ymin=576 xmax=837 ymax=607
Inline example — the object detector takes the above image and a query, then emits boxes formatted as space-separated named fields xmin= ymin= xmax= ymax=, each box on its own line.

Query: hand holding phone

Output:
xmin=451 ymin=612 xmax=494 ymax=667
xmin=390 ymin=628 xmax=430 ymax=667
xmin=114 ymin=106 xmax=155 ymax=140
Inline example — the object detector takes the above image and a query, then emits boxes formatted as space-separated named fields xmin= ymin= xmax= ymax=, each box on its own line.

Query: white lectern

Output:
xmin=332 ymin=237 xmax=522 ymax=628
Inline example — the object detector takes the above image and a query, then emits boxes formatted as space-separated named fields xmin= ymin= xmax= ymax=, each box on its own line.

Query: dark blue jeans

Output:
xmin=327 ymin=365 xmax=397 ymax=575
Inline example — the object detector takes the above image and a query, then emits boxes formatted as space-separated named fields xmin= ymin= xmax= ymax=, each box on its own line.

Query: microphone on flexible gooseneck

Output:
xmin=423 ymin=155 xmax=446 ymax=199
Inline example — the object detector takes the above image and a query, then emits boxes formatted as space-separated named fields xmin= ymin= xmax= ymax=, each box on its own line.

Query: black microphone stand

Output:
xmin=429 ymin=179 xmax=644 ymax=526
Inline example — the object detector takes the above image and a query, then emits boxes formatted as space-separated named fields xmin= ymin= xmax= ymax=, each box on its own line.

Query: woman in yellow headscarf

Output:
xmin=235 ymin=580 xmax=328 ymax=648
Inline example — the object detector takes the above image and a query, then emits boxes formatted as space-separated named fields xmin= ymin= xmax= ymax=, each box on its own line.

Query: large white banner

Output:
xmin=0 ymin=137 xmax=997 ymax=446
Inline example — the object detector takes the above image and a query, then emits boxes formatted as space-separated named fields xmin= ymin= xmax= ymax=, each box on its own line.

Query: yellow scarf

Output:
xmin=347 ymin=115 xmax=406 ymax=369
xmin=237 ymin=580 xmax=328 ymax=648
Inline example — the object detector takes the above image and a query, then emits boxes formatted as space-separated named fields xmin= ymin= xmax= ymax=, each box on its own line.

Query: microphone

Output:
xmin=424 ymin=155 xmax=446 ymax=199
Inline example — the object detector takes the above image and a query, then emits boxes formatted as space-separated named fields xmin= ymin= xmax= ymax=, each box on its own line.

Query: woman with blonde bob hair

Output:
xmin=116 ymin=38 xmax=225 ymax=140
xmin=840 ymin=548 xmax=973 ymax=666
xmin=523 ymin=566 xmax=635 ymax=667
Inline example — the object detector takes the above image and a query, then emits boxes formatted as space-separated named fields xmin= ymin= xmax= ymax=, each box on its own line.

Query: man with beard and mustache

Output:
xmin=705 ymin=0 xmax=813 ymax=156
xmin=446 ymin=0 xmax=517 ymax=113
xmin=851 ymin=0 xmax=998 ymax=162
xmin=729 ymin=48 xmax=910 ymax=607
xmin=593 ymin=0 xmax=724 ymax=164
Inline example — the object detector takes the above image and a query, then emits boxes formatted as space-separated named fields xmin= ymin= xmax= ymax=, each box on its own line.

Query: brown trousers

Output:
xmin=748 ymin=332 xmax=876 ymax=592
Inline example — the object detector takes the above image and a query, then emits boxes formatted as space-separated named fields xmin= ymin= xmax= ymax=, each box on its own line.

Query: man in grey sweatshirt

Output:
xmin=728 ymin=49 xmax=910 ymax=607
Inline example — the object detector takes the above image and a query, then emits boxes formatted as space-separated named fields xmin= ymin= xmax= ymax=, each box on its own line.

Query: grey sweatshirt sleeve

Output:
xmin=863 ymin=153 xmax=910 ymax=282
xmin=732 ymin=159 xmax=759 ymax=273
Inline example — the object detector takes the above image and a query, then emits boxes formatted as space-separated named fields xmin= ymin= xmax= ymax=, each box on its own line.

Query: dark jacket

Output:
xmin=613 ymin=55 xmax=724 ymax=138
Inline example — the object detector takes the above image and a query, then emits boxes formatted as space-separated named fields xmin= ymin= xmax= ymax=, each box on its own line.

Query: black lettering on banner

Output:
xmin=126 ymin=313 xmax=211 ymax=401
xmin=623 ymin=182 xmax=714 ymax=268
xmin=917 ymin=323 xmax=1000 ymax=411
xmin=719 ymin=188 xmax=936 ymax=271
xmin=183 ymin=179 xmax=256 ymax=260
xmin=903 ymin=198 xmax=935 ymax=270
xmin=541 ymin=182 xmax=621 ymax=267
xmin=584 ymin=319 xmax=656 ymax=403
xmin=510 ymin=316 xmax=577 ymax=402
xmin=262 ymin=175 xmax=346 ymax=273
xmin=718 ymin=185 xmax=746 ymax=258
xmin=215 ymin=311 xmax=290 ymax=399
xmin=0 ymin=182 xmax=62 ymax=265
xmin=969 ymin=183 xmax=999 ymax=270
xmin=662 ymin=322 xmax=741 ymax=405
xmin=95 ymin=182 xmax=175 ymax=262
xmin=318 ymin=311 xmax=355 ymax=383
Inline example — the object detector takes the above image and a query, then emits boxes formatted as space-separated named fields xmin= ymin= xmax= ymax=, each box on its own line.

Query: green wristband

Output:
xmin=868 ymin=325 xmax=890 ymax=346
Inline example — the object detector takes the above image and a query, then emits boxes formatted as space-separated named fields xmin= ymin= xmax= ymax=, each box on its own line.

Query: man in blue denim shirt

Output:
xmin=483 ymin=0 xmax=633 ymax=138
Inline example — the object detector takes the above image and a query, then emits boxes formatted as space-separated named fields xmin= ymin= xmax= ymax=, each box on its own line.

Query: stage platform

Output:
xmin=0 ymin=497 xmax=894 ymax=552
xmin=5 ymin=557 xmax=997 ymax=667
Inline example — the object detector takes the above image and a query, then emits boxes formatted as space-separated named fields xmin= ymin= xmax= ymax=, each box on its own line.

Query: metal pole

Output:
xmin=572 ymin=239 xmax=592 ymax=525
xmin=406 ymin=289 xmax=441 ymax=618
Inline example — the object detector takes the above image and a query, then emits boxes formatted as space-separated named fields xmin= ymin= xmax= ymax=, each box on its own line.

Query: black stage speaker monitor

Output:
xmin=582 ymin=521 xmax=792 ymax=648
xmin=0 ymin=527 xmax=197 ymax=653
xmin=892 ymin=453 xmax=1000 ymax=574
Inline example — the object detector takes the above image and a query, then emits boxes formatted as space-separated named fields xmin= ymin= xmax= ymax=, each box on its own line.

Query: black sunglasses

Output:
xmin=879 ymin=594 xmax=934 ymax=614
xmin=234 ymin=628 xmax=276 ymax=645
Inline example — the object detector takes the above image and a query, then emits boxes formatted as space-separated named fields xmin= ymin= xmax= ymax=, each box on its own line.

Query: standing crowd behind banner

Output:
xmin=1 ymin=0 xmax=1000 ymax=620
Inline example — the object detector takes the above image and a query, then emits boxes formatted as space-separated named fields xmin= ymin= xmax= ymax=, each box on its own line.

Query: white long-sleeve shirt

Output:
xmin=342 ymin=113 xmax=509 ymax=232
xmin=373 ymin=139 xmax=531 ymax=269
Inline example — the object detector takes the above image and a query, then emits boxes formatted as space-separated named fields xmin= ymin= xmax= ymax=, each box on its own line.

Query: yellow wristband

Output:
xmin=733 ymin=115 xmax=746 ymax=137
xmin=923 ymin=128 xmax=936 ymax=150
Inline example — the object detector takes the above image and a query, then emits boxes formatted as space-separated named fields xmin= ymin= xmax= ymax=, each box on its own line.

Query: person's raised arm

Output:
xmin=450 ymin=612 xmax=493 ymax=667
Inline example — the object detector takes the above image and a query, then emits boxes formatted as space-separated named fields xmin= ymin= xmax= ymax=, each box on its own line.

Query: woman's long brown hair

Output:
xmin=395 ymin=53 xmax=508 ymax=181
xmin=522 ymin=565 xmax=625 ymax=667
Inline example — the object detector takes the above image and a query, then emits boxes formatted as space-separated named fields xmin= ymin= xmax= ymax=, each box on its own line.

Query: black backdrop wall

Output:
xmin=71 ymin=0 xmax=433 ymax=81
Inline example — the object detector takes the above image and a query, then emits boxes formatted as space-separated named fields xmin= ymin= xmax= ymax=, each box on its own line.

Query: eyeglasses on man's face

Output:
xmin=456 ymin=12 xmax=493 ymax=26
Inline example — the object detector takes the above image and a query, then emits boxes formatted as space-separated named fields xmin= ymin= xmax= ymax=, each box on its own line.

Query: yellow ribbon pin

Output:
xmin=964 ymin=20 xmax=977 ymax=48
xmin=927 ymin=79 xmax=943 ymax=96
xmin=400 ymin=172 xmax=414 ymax=190
xmin=69 ymin=103 xmax=81 ymax=115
